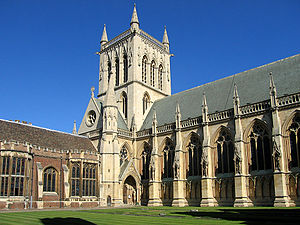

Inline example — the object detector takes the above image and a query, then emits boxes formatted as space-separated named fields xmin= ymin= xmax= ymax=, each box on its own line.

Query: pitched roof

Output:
xmin=141 ymin=54 xmax=300 ymax=130
xmin=0 ymin=119 xmax=97 ymax=152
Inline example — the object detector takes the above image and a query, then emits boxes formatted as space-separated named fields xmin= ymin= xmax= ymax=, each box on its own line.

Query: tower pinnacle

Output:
xmin=162 ymin=26 xmax=169 ymax=51
xmin=100 ymin=24 xmax=108 ymax=50
xmin=130 ymin=4 xmax=139 ymax=31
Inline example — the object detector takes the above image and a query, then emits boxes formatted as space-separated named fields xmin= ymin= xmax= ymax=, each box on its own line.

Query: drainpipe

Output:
xmin=60 ymin=156 xmax=63 ymax=208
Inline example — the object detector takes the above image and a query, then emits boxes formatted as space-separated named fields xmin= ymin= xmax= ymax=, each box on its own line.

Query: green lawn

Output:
xmin=0 ymin=207 xmax=300 ymax=225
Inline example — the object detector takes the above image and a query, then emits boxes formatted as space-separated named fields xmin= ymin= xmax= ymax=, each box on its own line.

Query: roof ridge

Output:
xmin=0 ymin=119 xmax=88 ymax=139
xmin=157 ymin=53 xmax=300 ymax=102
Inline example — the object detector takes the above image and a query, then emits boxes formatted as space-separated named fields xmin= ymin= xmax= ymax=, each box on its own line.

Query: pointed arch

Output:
xmin=284 ymin=111 xmax=300 ymax=169
xmin=213 ymin=127 xmax=235 ymax=174
xmin=115 ymin=57 xmax=120 ymax=86
xmin=245 ymin=119 xmax=272 ymax=172
xmin=143 ymin=92 xmax=151 ymax=114
xmin=184 ymin=131 xmax=202 ymax=177
xmin=123 ymin=53 xmax=128 ymax=83
xmin=160 ymin=137 xmax=175 ymax=179
xmin=140 ymin=142 xmax=151 ymax=180
xmin=142 ymin=55 xmax=147 ymax=83
xmin=120 ymin=91 xmax=128 ymax=119
xmin=120 ymin=142 xmax=131 ymax=166
xmin=150 ymin=60 xmax=156 ymax=87
xmin=158 ymin=64 xmax=163 ymax=90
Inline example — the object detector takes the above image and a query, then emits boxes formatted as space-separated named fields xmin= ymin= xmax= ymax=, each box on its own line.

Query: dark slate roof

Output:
xmin=141 ymin=54 xmax=300 ymax=130
xmin=0 ymin=119 xmax=97 ymax=152
xmin=117 ymin=111 xmax=129 ymax=130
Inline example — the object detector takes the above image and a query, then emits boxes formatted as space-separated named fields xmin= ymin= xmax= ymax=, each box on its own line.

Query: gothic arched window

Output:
xmin=187 ymin=133 xmax=202 ymax=176
xmin=163 ymin=139 xmax=175 ymax=178
xmin=249 ymin=122 xmax=272 ymax=171
xmin=216 ymin=129 xmax=234 ymax=174
xmin=141 ymin=143 xmax=151 ymax=180
xmin=150 ymin=60 xmax=156 ymax=87
xmin=43 ymin=167 xmax=57 ymax=192
xmin=123 ymin=54 xmax=128 ymax=83
xmin=115 ymin=58 xmax=119 ymax=86
xmin=143 ymin=93 xmax=150 ymax=114
xmin=121 ymin=92 xmax=128 ymax=119
xmin=158 ymin=65 xmax=163 ymax=90
xmin=142 ymin=56 xmax=147 ymax=83
xmin=289 ymin=115 xmax=300 ymax=168
xmin=71 ymin=163 xmax=80 ymax=196
xmin=108 ymin=61 xmax=112 ymax=83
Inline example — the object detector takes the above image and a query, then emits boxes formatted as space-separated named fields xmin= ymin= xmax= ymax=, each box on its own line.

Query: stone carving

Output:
xmin=272 ymin=137 xmax=281 ymax=171
xmin=173 ymin=154 xmax=180 ymax=179
xmin=234 ymin=146 xmax=241 ymax=174
xmin=150 ymin=157 xmax=155 ymax=180
xmin=201 ymin=149 xmax=208 ymax=177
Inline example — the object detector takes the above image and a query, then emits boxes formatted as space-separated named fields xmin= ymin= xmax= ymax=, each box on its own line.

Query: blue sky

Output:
xmin=0 ymin=0 xmax=299 ymax=133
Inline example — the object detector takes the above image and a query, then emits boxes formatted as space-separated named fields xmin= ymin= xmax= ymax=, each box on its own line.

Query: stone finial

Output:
xmin=130 ymin=3 xmax=139 ymax=31
xmin=91 ymin=86 xmax=95 ymax=98
xmin=72 ymin=120 xmax=77 ymax=134
xmin=269 ymin=72 xmax=277 ymax=95
xmin=202 ymin=92 xmax=208 ymax=123
xmin=175 ymin=102 xmax=181 ymax=129
xmin=233 ymin=83 xmax=241 ymax=116
xmin=131 ymin=114 xmax=137 ymax=131
xmin=152 ymin=109 xmax=157 ymax=134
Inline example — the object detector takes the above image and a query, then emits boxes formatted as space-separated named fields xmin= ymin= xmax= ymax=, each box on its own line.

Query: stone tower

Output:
xmin=97 ymin=4 xmax=172 ymax=130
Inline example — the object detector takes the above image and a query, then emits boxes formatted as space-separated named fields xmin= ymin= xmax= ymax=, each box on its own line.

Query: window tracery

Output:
xmin=43 ymin=167 xmax=57 ymax=192
xmin=123 ymin=54 xmax=128 ymax=83
xmin=187 ymin=134 xmax=202 ymax=176
xmin=115 ymin=58 xmax=119 ymax=86
xmin=71 ymin=163 xmax=80 ymax=196
xmin=142 ymin=93 xmax=150 ymax=114
xmin=121 ymin=92 xmax=128 ymax=119
xmin=120 ymin=146 xmax=129 ymax=166
xmin=249 ymin=122 xmax=272 ymax=171
xmin=216 ymin=129 xmax=234 ymax=174
xmin=289 ymin=115 xmax=300 ymax=168
xmin=82 ymin=163 xmax=96 ymax=196
xmin=163 ymin=139 xmax=175 ymax=178
xmin=141 ymin=144 xmax=151 ymax=180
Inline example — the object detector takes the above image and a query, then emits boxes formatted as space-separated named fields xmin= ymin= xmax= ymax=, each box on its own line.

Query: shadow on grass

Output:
xmin=175 ymin=208 xmax=300 ymax=224
xmin=40 ymin=217 xmax=96 ymax=225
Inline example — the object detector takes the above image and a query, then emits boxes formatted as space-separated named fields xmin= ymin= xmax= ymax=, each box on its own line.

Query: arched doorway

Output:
xmin=123 ymin=176 xmax=137 ymax=205
xmin=107 ymin=195 xmax=112 ymax=206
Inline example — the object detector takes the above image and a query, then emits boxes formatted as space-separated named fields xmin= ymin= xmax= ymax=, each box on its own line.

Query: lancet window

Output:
xmin=158 ymin=65 xmax=163 ymax=90
xmin=108 ymin=61 xmax=112 ymax=83
xmin=142 ymin=56 xmax=147 ymax=83
xmin=187 ymin=133 xmax=202 ymax=176
xmin=289 ymin=115 xmax=300 ymax=168
xmin=249 ymin=122 xmax=272 ymax=171
xmin=163 ymin=139 xmax=175 ymax=178
xmin=142 ymin=93 xmax=150 ymax=114
xmin=115 ymin=58 xmax=119 ymax=86
xmin=121 ymin=92 xmax=128 ymax=119
xmin=150 ymin=60 xmax=155 ymax=87
xmin=123 ymin=54 xmax=128 ymax=82
xmin=71 ymin=163 xmax=80 ymax=196
xmin=0 ymin=156 xmax=26 ymax=197
xmin=43 ymin=167 xmax=57 ymax=192
xmin=216 ymin=129 xmax=234 ymax=174
xmin=141 ymin=144 xmax=151 ymax=180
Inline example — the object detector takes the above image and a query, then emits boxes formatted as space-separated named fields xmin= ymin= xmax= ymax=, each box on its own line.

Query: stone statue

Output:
xmin=150 ymin=157 xmax=155 ymax=180
xmin=234 ymin=146 xmax=241 ymax=174
xmin=201 ymin=150 xmax=208 ymax=177
xmin=174 ymin=156 xmax=180 ymax=179
xmin=272 ymin=137 xmax=281 ymax=171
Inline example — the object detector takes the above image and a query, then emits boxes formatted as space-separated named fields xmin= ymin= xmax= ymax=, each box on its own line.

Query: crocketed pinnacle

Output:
xmin=130 ymin=4 xmax=139 ymax=26
xmin=72 ymin=120 xmax=77 ymax=134
xmin=162 ymin=26 xmax=169 ymax=45
xmin=101 ymin=24 xmax=108 ymax=43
